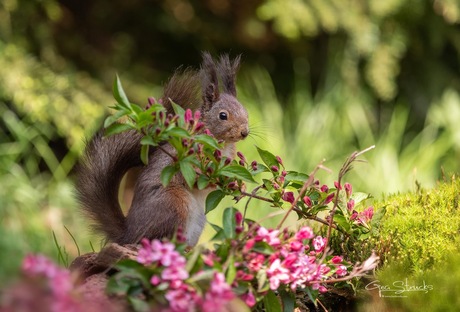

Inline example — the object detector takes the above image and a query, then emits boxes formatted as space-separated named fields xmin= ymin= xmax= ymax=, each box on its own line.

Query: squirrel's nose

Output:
xmin=241 ymin=129 xmax=249 ymax=138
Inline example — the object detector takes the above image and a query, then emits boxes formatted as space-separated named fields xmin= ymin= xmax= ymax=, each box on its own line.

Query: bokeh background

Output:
xmin=1 ymin=0 xmax=459 ymax=282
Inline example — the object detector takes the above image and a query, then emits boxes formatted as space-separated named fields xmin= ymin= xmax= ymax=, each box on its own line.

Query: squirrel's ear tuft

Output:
xmin=218 ymin=54 xmax=241 ymax=97
xmin=201 ymin=52 xmax=220 ymax=111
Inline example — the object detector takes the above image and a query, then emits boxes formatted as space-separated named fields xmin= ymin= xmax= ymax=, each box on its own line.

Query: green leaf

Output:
xmin=171 ymin=101 xmax=185 ymax=116
xmin=223 ymin=207 xmax=237 ymax=239
xmin=104 ymin=109 xmax=129 ymax=128
xmin=304 ymin=288 xmax=318 ymax=307
xmin=205 ymin=190 xmax=226 ymax=214
xmin=285 ymin=171 xmax=309 ymax=184
xmin=279 ymin=288 xmax=295 ymax=312
xmin=140 ymin=144 xmax=149 ymax=165
xmin=168 ymin=127 xmax=191 ymax=138
xmin=140 ymin=136 xmax=155 ymax=146
xmin=219 ymin=165 xmax=256 ymax=183
xmin=105 ymin=123 xmax=132 ymax=136
xmin=226 ymin=254 xmax=236 ymax=284
xmin=197 ymin=174 xmax=210 ymax=190
xmin=194 ymin=134 xmax=220 ymax=150
xmin=352 ymin=192 xmax=372 ymax=206
xmin=113 ymin=75 xmax=132 ymax=110
xmin=161 ymin=165 xmax=177 ymax=186
xmin=256 ymin=146 xmax=279 ymax=169
xmin=180 ymin=160 xmax=196 ymax=189
xmin=128 ymin=297 xmax=150 ymax=312
xmin=263 ymin=289 xmax=282 ymax=312
xmin=134 ymin=111 xmax=154 ymax=128
xmin=334 ymin=214 xmax=351 ymax=232
xmin=257 ymin=269 xmax=269 ymax=292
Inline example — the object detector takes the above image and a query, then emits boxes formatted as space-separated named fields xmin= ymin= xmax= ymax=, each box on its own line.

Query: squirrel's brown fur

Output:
xmin=76 ymin=52 xmax=249 ymax=246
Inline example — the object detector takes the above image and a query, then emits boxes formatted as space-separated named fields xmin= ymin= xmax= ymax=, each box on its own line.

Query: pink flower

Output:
xmin=303 ymin=196 xmax=312 ymax=207
xmin=235 ymin=211 xmax=243 ymax=225
xmin=201 ymin=273 xmax=234 ymax=311
xmin=282 ymin=253 xmax=298 ymax=268
xmin=282 ymin=191 xmax=295 ymax=204
xmin=241 ymin=290 xmax=256 ymax=307
xmin=295 ymin=226 xmax=314 ymax=240
xmin=344 ymin=182 xmax=352 ymax=197
xmin=256 ymin=227 xmax=281 ymax=246
xmin=363 ymin=206 xmax=374 ymax=221
xmin=243 ymin=239 xmax=255 ymax=253
xmin=276 ymin=156 xmax=283 ymax=166
xmin=165 ymin=286 xmax=196 ymax=312
xmin=194 ymin=110 xmax=201 ymax=121
xmin=335 ymin=265 xmax=348 ymax=277
xmin=271 ymin=165 xmax=279 ymax=172
xmin=247 ymin=253 xmax=265 ymax=272
xmin=289 ymin=240 xmax=303 ymax=252
xmin=267 ymin=259 xmax=290 ymax=290
xmin=320 ymin=185 xmax=329 ymax=192
xmin=334 ymin=181 xmax=342 ymax=190
xmin=324 ymin=193 xmax=334 ymax=204
xmin=347 ymin=199 xmax=355 ymax=211
xmin=22 ymin=254 xmax=58 ymax=277
xmin=236 ymin=270 xmax=254 ymax=281
xmin=150 ymin=275 xmax=161 ymax=286
xmin=331 ymin=256 xmax=343 ymax=264
xmin=184 ymin=108 xmax=193 ymax=123
xmin=162 ymin=265 xmax=189 ymax=281
xmin=313 ymin=236 xmax=327 ymax=252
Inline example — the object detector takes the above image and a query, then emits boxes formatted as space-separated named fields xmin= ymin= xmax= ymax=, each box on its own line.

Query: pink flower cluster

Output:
xmin=236 ymin=226 xmax=350 ymax=305
xmin=22 ymin=254 xmax=79 ymax=312
xmin=137 ymin=239 xmax=234 ymax=312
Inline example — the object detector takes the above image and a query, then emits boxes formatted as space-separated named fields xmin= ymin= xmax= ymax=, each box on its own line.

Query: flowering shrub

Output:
xmin=98 ymin=77 xmax=382 ymax=311
xmin=20 ymin=254 xmax=81 ymax=312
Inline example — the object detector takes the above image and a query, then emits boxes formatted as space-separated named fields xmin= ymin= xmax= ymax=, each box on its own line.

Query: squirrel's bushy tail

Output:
xmin=76 ymin=68 xmax=202 ymax=243
xmin=75 ymin=130 xmax=144 ymax=242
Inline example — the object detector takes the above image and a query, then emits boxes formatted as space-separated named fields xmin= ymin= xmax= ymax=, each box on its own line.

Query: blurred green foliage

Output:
xmin=0 ymin=0 xmax=459 ymax=287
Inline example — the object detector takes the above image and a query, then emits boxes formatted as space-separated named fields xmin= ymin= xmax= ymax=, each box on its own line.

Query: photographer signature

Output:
xmin=365 ymin=279 xmax=434 ymax=298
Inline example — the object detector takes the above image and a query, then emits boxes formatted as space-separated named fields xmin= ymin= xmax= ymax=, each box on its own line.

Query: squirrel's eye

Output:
xmin=219 ymin=112 xmax=228 ymax=120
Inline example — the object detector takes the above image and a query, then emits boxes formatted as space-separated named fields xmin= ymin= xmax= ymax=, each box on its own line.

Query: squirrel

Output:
xmin=76 ymin=52 xmax=249 ymax=246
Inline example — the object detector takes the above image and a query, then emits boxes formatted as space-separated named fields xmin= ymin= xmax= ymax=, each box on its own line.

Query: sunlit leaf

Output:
xmin=113 ymin=75 xmax=132 ymax=110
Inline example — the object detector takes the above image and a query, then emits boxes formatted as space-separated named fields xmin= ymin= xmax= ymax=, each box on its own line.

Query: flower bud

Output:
xmin=276 ymin=155 xmax=283 ymax=166
xmin=303 ymin=196 xmax=312 ymax=207
xmin=235 ymin=211 xmax=243 ymax=225
xmin=344 ymin=182 xmax=353 ymax=197
xmin=271 ymin=165 xmax=279 ymax=172
xmin=324 ymin=193 xmax=334 ymax=204
xmin=184 ymin=109 xmax=193 ymax=123
xmin=194 ymin=110 xmax=201 ymax=121
xmin=334 ymin=181 xmax=342 ymax=190
xmin=320 ymin=185 xmax=329 ymax=193
xmin=347 ymin=199 xmax=355 ymax=211
xmin=282 ymin=191 xmax=295 ymax=204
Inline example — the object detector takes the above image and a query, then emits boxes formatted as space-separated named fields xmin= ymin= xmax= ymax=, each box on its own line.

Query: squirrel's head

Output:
xmin=199 ymin=52 xmax=249 ymax=143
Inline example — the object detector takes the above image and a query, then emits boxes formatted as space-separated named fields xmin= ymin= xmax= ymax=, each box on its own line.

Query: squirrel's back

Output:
xmin=75 ymin=70 xmax=202 ymax=243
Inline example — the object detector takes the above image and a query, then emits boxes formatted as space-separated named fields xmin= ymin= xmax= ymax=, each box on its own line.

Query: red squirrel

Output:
xmin=76 ymin=52 xmax=249 ymax=246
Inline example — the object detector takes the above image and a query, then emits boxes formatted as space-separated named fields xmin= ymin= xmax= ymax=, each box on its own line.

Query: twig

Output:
xmin=324 ymin=146 xmax=375 ymax=255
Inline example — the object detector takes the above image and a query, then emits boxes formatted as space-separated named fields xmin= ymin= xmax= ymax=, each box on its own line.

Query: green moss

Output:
xmin=376 ymin=176 xmax=460 ymax=274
